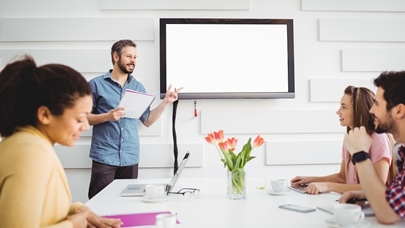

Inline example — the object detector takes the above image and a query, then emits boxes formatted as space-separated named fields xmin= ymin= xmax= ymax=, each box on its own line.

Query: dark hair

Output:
xmin=0 ymin=55 xmax=91 ymax=137
xmin=373 ymin=71 xmax=405 ymax=111
xmin=110 ymin=39 xmax=137 ymax=65
xmin=343 ymin=85 xmax=376 ymax=134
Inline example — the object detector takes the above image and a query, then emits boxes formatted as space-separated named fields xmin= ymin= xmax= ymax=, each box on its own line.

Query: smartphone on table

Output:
xmin=279 ymin=204 xmax=316 ymax=213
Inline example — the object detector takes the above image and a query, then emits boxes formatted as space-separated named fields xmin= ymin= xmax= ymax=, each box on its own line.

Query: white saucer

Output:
xmin=141 ymin=195 xmax=169 ymax=203
xmin=325 ymin=217 xmax=370 ymax=228
xmin=267 ymin=189 xmax=291 ymax=196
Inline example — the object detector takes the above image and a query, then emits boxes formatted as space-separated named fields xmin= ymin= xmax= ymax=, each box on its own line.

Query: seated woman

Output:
xmin=291 ymin=86 xmax=395 ymax=194
xmin=0 ymin=56 xmax=122 ymax=227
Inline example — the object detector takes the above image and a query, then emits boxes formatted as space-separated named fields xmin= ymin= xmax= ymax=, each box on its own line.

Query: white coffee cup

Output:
xmin=333 ymin=204 xmax=365 ymax=227
xmin=155 ymin=213 xmax=176 ymax=228
xmin=145 ymin=184 xmax=165 ymax=199
xmin=270 ymin=179 xmax=288 ymax=192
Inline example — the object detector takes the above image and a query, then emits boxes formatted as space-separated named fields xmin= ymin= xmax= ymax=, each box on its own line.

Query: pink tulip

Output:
xmin=227 ymin=137 xmax=238 ymax=151
xmin=204 ymin=133 xmax=216 ymax=144
xmin=253 ymin=135 xmax=264 ymax=147
xmin=213 ymin=130 xmax=224 ymax=142
xmin=218 ymin=141 xmax=230 ymax=153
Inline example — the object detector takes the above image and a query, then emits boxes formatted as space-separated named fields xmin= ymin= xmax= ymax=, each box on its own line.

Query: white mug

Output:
xmin=270 ymin=179 xmax=288 ymax=192
xmin=155 ymin=213 xmax=176 ymax=228
xmin=333 ymin=204 xmax=365 ymax=227
xmin=145 ymin=184 xmax=165 ymax=199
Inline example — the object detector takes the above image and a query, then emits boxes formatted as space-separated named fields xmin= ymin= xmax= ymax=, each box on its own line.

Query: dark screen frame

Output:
xmin=159 ymin=18 xmax=295 ymax=99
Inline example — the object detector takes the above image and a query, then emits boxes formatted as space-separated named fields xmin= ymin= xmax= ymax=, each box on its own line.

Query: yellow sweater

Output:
xmin=0 ymin=126 xmax=83 ymax=228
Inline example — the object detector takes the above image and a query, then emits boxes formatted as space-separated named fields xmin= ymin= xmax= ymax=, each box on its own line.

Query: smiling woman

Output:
xmin=0 ymin=56 xmax=122 ymax=228
xmin=291 ymin=85 xmax=394 ymax=195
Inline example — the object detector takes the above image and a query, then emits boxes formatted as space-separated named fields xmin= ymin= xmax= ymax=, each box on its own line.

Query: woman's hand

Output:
xmin=339 ymin=190 xmax=366 ymax=206
xmin=67 ymin=209 xmax=88 ymax=228
xmin=290 ymin=176 xmax=312 ymax=186
xmin=76 ymin=206 xmax=122 ymax=228
xmin=305 ymin=182 xmax=329 ymax=195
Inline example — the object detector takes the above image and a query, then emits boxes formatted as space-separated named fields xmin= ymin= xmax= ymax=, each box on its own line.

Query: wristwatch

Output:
xmin=351 ymin=151 xmax=370 ymax=165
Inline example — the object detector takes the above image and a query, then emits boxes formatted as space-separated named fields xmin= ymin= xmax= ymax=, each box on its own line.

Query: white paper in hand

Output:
xmin=118 ymin=89 xmax=155 ymax=119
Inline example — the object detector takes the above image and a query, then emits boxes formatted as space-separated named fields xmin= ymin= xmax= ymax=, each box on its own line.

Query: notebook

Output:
xmin=118 ymin=89 xmax=155 ymax=119
xmin=121 ymin=152 xmax=190 ymax=197
xmin=317 ymin=203 xmax=375 ymax=217
xmin=102 ymin=211 xmax=180 ymax=227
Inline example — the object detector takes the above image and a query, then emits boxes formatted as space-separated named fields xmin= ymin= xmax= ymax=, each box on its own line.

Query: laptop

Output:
xmin=288 ymin=184 xmax=330 ymax=194
xmin=120 ymin=152 xmax=190 ymax=197
xmin=288 ymin=184 xmax=309 ymax=194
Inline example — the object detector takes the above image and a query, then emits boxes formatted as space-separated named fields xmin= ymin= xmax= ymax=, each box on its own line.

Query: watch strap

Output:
xmin=351 ymin=151 xmax=370 ymax=165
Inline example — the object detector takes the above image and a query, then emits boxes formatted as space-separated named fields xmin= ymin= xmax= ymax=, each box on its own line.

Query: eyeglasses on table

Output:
xmin=168 ymin=188 xmax=200 ymax=200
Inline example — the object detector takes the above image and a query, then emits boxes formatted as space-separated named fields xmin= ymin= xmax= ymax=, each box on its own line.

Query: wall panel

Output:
xmin=310 ymin=79 xmax=375 ymax=102
xmin=303 ymin=0 xmax=405 ymax=12
xmin=0 ymin=18 xmax=154 ymax=41
xmin=55 ymin=142 xmax=203 ymax=168
xmin=266 ymin=140 xmax=342 ymax=165
xmin=319 ymin=19 xmax=405 ymax=42
xmin=201 ymin=110 xmax=344 ymax=134
xmin=342 ymin=49 xmax=405 ymax=72
xmin=0 ymin=49 xmax=110 ymax=72
xmin=99 ymin=0 xmax=250 ymax=10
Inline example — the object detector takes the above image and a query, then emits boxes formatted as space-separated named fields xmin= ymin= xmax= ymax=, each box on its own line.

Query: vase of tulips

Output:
xmin=204 ymin=130 xmax=264 ymax=200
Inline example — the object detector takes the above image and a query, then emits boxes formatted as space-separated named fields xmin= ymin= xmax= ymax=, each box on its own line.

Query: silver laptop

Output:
xmin=288 ymin=184 xmax=330 ymax=194
xmin=120 ymin=152 xmax=190 ymax=197
xmin=288 ymin=184 xmax=308 ymax=194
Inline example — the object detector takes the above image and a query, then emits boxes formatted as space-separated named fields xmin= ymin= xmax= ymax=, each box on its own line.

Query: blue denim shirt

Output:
xmin=88 ymin=70 xmax=150 ymax=166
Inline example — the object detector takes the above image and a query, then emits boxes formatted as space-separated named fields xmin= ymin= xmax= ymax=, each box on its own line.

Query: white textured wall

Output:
xmin=1 ymin=0 xmax=405 ymax=203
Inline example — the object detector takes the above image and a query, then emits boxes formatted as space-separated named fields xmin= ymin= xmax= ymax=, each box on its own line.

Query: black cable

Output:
xmin=172 ymin=99 xmax=179 ymax=175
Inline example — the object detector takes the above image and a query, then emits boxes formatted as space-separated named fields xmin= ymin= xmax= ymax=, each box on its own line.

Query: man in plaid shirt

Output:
xmin=340 ymin=71 xmax=405 ymax=224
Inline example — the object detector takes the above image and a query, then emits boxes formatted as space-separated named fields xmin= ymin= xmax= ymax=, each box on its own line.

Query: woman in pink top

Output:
xmin=291 ymin=86 xmax=395 ymax=194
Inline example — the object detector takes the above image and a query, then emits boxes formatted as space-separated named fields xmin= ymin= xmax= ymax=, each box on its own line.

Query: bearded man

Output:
xmin=87 ymin=39 xmax=182 ymax=199
xmin=340 ymin=71 xmax=405 ymax=225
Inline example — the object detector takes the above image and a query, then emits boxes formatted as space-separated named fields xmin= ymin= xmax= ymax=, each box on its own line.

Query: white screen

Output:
xmin=165 ymin=24 xmax=289 ymax=93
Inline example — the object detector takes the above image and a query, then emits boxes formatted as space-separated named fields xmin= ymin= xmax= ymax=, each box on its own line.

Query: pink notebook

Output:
xmin=102 ymin=211 xmax=180 ymax=227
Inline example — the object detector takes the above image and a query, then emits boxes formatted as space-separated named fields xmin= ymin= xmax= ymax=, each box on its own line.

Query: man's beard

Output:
xmin=375 ymin=114 xmax=395 ymax=134
xmin=117 ymin=59 xmax=134 ymax=74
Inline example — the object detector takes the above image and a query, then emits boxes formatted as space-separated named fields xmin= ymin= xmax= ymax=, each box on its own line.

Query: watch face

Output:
xmin=352 ymin=151 xmax=370 ymax=164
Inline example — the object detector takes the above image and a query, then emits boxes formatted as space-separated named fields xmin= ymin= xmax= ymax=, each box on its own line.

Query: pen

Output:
xmin=336 ymin=198 xmax=367 ymax=204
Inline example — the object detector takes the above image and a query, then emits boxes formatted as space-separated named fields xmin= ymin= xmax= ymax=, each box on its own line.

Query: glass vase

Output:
xmin=227 ymin=168 xmax=246 ymax=200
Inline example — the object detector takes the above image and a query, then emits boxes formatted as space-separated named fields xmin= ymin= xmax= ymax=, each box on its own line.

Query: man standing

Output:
xmin=87 ymin=39 xmax=182 ymax=199
xmin=340 ymin=71 xmax=405 ymax=224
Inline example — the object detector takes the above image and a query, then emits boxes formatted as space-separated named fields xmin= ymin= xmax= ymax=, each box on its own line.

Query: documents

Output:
xmin=118 ymin=89 xmax=155 ymax=119
xmin=317 ymin=203 xmax=375 ymax=217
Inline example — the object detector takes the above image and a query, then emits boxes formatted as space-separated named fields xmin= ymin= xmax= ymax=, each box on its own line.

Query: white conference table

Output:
xmin=85 ymin=178 xmax=405 ymax=228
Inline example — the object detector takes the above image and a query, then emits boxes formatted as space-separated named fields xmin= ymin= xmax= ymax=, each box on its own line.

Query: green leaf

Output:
xmin=229 ymin=150 xmax=237 ymax=162
xmin=220 ymin=158 xmax=230 ymax=170
xmin=222 ymin=151 xmax=234 ymax=170
xmin=243 ymin=138 xmax=253 ymax=157
xmin=234 ymin=155 xmax=242 ymax=169
xmin=256 ymin=186 xmax=265 ymax=190
xmin=246 ymin=156 xmax=256 ymax=163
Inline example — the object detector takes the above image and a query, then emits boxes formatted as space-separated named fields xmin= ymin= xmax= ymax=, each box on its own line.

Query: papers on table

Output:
xmin=118 ymin=89 xmax=155 ymax=119
xmin=317 ymin=203 xmax=375 ymax=217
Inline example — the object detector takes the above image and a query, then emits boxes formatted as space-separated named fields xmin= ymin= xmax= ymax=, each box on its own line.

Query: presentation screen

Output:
xmin=159 ymin=18 xmax=295 ymax=99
